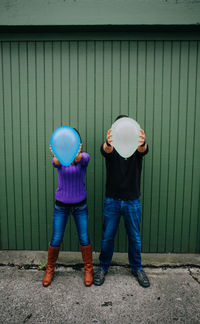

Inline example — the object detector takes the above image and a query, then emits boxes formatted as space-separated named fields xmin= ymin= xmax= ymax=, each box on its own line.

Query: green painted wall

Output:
xmin=0 ymin=32 xmax=200 ymax=252
xmin=0 ymin=0 xmax=200 ymax=26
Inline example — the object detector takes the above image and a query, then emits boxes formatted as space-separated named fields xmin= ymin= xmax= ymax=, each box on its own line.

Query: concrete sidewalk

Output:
xmin=1 ymin=251 xmax=200 ymax=268
xmin=0 ymin=252 xmax=200 ymax=324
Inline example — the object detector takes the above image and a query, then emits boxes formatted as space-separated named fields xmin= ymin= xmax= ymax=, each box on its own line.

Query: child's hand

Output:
xmin=49 ymin=144 xmax=55 ymax=156
xmin=75 ymin=143 xmax=82 ymax=162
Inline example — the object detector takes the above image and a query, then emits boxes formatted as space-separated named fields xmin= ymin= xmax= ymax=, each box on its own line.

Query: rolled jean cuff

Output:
xmin=131 ymin=265 xmax=143 ymax=272
xmin=99 ymin=263 xmax=109 ymax=272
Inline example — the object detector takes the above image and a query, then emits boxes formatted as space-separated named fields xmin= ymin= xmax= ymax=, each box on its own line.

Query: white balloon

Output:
xmin=111 ymin=117 xmax=141 ymax=158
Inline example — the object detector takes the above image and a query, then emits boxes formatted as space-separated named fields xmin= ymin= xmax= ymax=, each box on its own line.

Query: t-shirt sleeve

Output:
xmin=52 ymin=158 xmax=61 ymax=168
xmin=136 ymin=144 xmax=149 ymax=158
xmin=79 ymin=152 xmax=90 ymax=166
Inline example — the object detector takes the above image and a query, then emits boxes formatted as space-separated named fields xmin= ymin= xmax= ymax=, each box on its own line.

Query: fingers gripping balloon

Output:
xmin=50 ymin=126 xmax=81 ymax=166
xmin=111 ymin=117 xmax=141 ymax=158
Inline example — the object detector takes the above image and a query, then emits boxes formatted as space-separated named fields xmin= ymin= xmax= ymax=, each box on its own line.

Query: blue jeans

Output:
xmin=50 ymin=202 xmax=90 ymax=247
xmin=99 ymin=197 xmax=142 ymax=272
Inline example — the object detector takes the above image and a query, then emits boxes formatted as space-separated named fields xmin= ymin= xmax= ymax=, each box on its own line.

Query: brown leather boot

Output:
xmin=80 ymin=244 xmax=93 ymax=286
xmin=42 ymin=245 xmax=60 ymax=287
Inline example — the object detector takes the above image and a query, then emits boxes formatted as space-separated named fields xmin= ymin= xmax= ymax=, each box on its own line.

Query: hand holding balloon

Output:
xmin=138 ymin=129 xmax=146 ymax=146
xmin=49 ymin=144 xmax=54 ymax=156
xmin=138 ymin=129 xmax=147 ymax=152
xmin=106 ymin=129 xmax=113 ymax=146
xmin=75 ymin=143 xmax=83 ymax=162
xmin=49 ymin=144 xmax=61 ymax=166
xmin=103 ymin=129 xmax=114 ymax=153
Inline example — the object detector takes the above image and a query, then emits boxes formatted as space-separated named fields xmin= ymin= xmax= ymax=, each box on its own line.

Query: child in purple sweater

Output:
xmin=42 ymin=136 xmax=93 ymax=287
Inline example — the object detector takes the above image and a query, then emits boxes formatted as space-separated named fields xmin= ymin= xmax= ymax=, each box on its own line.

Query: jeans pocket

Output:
xmin=104 ymin=197 xmax=114 ymax=205
xmin=129 ymin=198 xmax=141 ymax=208
xmin=75 ymin=202 xmax=87 ymax=211
xmin=54 ymin=204 xmax=66 ymax=211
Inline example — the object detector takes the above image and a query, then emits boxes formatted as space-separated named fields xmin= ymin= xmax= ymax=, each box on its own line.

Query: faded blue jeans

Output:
xmin=50 ymin=202 xmax=90 ymax=247
xmin=99 ymin=197 xmax=142 ymax=272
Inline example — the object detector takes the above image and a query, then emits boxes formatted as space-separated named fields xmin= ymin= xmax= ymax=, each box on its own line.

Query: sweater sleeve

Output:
xmin=79 ymin=152 xmax=90 ymax=167
xmin=52 ymin=158 xmax=61 ymax=168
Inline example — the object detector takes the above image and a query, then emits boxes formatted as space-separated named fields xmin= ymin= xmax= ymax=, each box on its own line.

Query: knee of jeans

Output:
xmin=50 ymin=236 xmax=62 ymax=247
xmin=102 ymin=227 xmax=117 ymax=241
xmin=79 ymin=233 xmax=90 ymax=246
xmin=101 ymin=237 xmax=114 ymax=245
xmin=128 ymin=234 xmax=141 ymax=245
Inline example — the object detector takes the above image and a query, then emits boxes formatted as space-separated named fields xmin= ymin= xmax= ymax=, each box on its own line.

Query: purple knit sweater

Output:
xmin=52 ymin=152 xmax=90 ymax=204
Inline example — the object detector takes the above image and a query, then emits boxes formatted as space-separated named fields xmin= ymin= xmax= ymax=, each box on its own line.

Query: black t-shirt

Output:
xmin=100 ymin=144 xmax=149 ymax=200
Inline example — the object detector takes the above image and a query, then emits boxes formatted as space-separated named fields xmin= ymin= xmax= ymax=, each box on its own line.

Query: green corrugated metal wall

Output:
xmin=0 ymin=37 xmax=200 ymax=252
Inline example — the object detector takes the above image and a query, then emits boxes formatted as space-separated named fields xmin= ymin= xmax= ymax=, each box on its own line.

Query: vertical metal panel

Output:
xmin=0 ymin=39 xmax=200 ymax=252
xmin=27 ymin=42 xmax=39 ymax=250
xmin=94 ymin=41 xmax=104 ymax=251
xmin=35 ymin=42 xmax=46 ymax=251
xmin=165 ymin=41 xmax=180 ymax=252
xmin=10 ymin=42 xmax=23 ymax=250
xmin=142 ymin=41 xmax=155 ymax=253
xmin=2 ymin=42 xmax=17 ymax=249
xmin=181 ymin=41 xmax=198 ymax=253
xmin=158 ymin=41 xmax=171 ymax=252
xmin=190 ymin=42 xmax=200 ymax=253
xmin=85 ymin=41 xmax=95 ymax=249
xmin=0 ymin=42 xmax=9 ymax=249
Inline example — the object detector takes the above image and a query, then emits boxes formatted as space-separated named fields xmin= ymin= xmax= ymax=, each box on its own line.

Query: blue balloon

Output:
xmin=50 ymin=126 xmax=81 ymax=166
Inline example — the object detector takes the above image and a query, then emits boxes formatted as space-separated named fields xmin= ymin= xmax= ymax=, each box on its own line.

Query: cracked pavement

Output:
xmin=0 ymin=265 xmax=200 ymax=324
